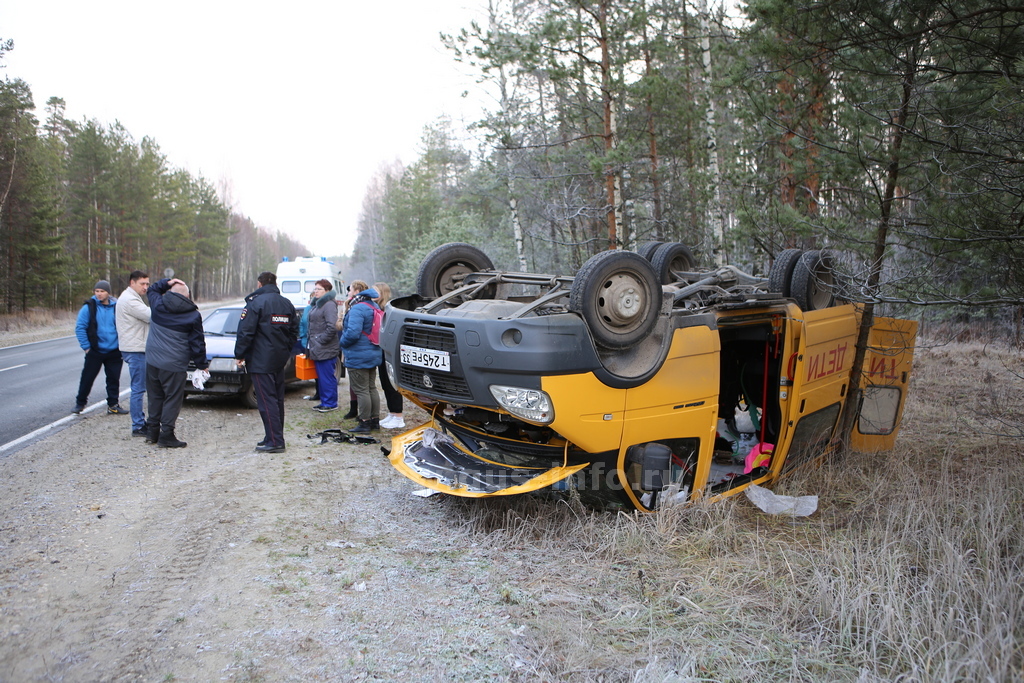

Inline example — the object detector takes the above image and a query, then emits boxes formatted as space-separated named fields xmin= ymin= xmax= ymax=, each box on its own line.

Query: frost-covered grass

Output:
xmin=434 ymin=341 xmax=1024 ymax=682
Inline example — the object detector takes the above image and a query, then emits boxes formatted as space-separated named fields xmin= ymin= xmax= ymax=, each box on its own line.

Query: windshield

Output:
xmin=203 ymin=308 xmax=242 ymax=335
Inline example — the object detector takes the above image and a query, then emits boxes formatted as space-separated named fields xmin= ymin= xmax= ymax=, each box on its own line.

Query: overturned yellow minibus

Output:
xmin=380 ymin=243 xmax=916 ymax=512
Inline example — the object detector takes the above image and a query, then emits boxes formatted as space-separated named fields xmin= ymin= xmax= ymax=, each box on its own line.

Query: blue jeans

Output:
xmin=123 ymin=351 xmax=147 ymax=430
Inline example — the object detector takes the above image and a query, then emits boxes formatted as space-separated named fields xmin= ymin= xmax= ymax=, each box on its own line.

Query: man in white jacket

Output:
xmin=116 ymin=270 xmax=151 ymax=436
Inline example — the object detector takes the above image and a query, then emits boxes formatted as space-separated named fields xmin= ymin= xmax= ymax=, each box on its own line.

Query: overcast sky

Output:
xmin=1 ymin=0 xmax=489 ymax=257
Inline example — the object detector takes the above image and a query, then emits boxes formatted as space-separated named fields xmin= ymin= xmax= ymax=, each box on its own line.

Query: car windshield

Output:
xmin=203 ymin=308 xmax=242 ymax=335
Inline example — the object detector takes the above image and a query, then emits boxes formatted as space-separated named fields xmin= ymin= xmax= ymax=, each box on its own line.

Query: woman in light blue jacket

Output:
xmin=339 ymin=281 xmax=381 ymax=432
xmin=297 ymin=293 xmax=318 ymax=402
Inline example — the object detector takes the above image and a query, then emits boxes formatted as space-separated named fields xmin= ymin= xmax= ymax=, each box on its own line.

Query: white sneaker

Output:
xmin=379 ymin=415 xmax=405 ymax=430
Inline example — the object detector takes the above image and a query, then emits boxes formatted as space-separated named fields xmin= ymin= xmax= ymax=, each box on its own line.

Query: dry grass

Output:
xmin=426 ymin=339 xmax=1024 ymax=682
xmin=0 ymin=298 xmax=239 ymax=348
xmin=0 ymin=309 xmax=78 ymax=346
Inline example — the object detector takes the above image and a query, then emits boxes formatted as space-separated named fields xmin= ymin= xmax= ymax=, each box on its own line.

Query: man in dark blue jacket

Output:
xmin=145 ymin=278 xmax=208 ymax=448
xmin=234 ymin=271 xmax=298 ymax=453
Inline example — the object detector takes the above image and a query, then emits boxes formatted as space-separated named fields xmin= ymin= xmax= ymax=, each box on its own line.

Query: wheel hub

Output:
xmin=438 ymin=264 xmax=472 ymax=293
xmin=808 ymin=264 xmax=835 ymax=309
xmin=599 ymin=273 xmax=646 ymax=329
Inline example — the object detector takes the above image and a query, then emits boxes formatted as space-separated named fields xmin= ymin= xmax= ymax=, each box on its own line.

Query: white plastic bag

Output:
xmin=745 ymin=484 xmax=818 ymax=517
xmin=422 ymin=428 xmax=454 ymax=449
xmin=191 ymin=369 xmax=211 ymax=390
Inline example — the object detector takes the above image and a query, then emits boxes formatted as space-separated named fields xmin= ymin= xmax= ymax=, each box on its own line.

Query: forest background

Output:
xmin=1 ymin=0 xmax=1022 ymax=344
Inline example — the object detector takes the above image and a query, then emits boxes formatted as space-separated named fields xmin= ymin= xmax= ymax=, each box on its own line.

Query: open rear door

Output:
xmin=850 ymin=316 xmax=918 ymax=452
xmin=781 ymin=304 xmax=859 ymax=473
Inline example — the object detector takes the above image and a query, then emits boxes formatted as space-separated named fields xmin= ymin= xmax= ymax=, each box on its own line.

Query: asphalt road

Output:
xmin=0 ymin=336 xmax=135 ymax=449
xmin=1 ymin=300 xmax=246 ymax=453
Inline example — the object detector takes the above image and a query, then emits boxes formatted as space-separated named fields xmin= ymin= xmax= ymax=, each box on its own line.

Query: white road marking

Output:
xmin=0 ymin=388 xmax=131 ymax=454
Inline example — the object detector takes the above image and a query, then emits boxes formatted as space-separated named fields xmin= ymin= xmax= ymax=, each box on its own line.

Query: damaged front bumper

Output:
xmin=388 ymin=420 xmax=589 ymax=497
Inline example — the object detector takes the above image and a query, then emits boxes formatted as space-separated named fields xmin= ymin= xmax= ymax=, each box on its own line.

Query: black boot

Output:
xmin=350 ymin=419 xmax=373 ymax=434
xmin=157 ymin=429 xmax=187 ymax=448
xmin=342 ymin=400 xmax=358 ymax=419
xmin=370 ymin=418 xmax=380 ymax=430
xmin=145 ymin=425 xmax=160 ymax=444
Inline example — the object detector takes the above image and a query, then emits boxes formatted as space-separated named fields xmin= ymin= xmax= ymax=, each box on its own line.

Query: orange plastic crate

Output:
xmin=295 ymin=354 xmax=317 ymax=380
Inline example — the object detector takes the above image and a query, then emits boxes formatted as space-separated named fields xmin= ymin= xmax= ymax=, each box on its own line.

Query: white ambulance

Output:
xmin=275 ymin=257 xmax=345 ymax=310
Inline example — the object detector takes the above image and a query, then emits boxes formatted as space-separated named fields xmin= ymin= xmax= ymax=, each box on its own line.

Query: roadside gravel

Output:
xmin=0 ymin=389 xmax=559 ymax=681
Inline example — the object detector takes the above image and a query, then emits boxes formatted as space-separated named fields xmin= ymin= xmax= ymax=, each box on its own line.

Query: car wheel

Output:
xmin=569 ymin=250 xmax=661 ymax=350
xmin=636 ymin=241 xmax=663 ymax=261
xmin=415 ymin=243 xmax=496 ymax=299
xmin=649 ymin=242 xmax=697 ymax=284
xmin=241 ymin=378 xmax=259 ymax=409
xmin=767 ymin=248 xmax=803 ymax=297
xmin=790 ymin=250 xmax=836 ymax=311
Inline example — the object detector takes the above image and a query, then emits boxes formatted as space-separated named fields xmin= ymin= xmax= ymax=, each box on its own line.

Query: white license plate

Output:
xmin=400 ymin=344 xmax=450 ymax=372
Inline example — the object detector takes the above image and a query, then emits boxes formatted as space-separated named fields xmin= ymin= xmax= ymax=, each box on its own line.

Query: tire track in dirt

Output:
xmin=91 ymin=450 xmax=263 ymax=682
xmin=0 ymin=404 xmax=270 ymax=681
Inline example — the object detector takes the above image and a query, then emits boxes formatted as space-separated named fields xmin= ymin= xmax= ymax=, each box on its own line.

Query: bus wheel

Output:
xmin=650 ymin=242 xmax=697 ymax=284
xmin=767 ymin=248 xmax=803 ymax=297
xmin=636 ymin=241 xmax=663 ymax=261
xmin=415 ymin=243 xmax=495 ymax=299
xmin=569 ymin=250 xmax=661 ymax=350
xmin=790 ymin=250 xmax=836 ymax=310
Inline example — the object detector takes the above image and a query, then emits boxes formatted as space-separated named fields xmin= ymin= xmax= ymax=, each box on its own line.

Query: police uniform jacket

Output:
xmin=234 ymin=283 xmax=298 ymax=374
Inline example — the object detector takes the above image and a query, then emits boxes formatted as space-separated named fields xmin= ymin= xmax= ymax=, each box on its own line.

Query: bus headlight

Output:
xmin=488 ymin=385 xmax=554 ymax=424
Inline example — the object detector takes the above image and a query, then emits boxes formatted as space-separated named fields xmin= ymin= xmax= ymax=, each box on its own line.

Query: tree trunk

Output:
xmin=489 ymin=0 xmax=529 ymax=272
xmin=838 ymin=48 xmax=918 ymax=447
xmin=599 ymin=0 xmax=621 ymax=250
xmin=697 ymin=0 xmax=725 ymax=265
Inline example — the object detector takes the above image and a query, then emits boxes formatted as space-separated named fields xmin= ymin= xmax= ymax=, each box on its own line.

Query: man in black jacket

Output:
xmin=145 ymin=278 xmax=208 ymax=448
xmin=234 ymin=271 xmax=298 ymax=453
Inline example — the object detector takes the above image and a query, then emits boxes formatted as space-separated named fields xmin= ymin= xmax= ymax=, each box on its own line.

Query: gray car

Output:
xmin=184 ymin=306 xmax=299 ymax=408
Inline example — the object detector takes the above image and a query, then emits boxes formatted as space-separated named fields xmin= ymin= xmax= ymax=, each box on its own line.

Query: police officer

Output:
xmin=234 ymin=271 xmax=299 ymax=453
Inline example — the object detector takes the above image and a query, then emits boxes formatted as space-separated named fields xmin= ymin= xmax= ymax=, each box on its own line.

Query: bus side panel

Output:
xmin=781 ymin=304 xmax=859 ymax=471
xmin=618 ymin=326 xmax=721 ymax=506
xmin=541 ymin=373 xmax=628 ymax=454
xmin=792 ymin=304 xmax=859 ymax=415
xmin=850 ymin=317 xmax=918 ymax=452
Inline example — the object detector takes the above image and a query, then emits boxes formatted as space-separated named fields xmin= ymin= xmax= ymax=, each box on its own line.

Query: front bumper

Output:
xmin=184 ymin=369 xmax=244 ymax=395
xmin=388 ymin=420 xmax=589 ymax=497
